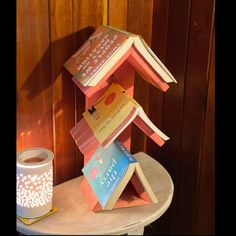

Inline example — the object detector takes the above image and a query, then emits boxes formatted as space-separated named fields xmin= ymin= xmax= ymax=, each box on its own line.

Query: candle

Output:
xmin=16 ymin=148 xmax=54 ymax=218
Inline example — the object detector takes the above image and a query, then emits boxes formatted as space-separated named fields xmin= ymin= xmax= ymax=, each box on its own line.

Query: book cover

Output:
xmin=82 ymin=140 xmax=137 ymax=209
xmin=82 ymin=83 xmax=139 ymax=145
xmin=64 ymin=26 xmax=128 ymax=86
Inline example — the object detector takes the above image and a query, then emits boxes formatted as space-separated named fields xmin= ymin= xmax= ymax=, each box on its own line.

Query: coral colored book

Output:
xmin=81 ymin=140 xmax=157 ymax=211
xmin=64 ymin=25 xmax=176 ymax=90
xmin=70 ymin=83 xmax=169 ymax=156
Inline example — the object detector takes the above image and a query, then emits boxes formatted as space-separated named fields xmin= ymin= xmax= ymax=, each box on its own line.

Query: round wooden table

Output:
xmin=17 ymin=152 xmax=174 ymax=235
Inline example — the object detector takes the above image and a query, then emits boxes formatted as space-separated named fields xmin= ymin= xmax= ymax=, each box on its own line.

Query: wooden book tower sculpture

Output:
xmin=64 ymin=25 xmax=177 ymax=211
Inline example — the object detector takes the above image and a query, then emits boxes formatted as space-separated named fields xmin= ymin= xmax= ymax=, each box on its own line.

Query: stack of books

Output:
xmin=64 ymin=25 xmax=176 ymax=211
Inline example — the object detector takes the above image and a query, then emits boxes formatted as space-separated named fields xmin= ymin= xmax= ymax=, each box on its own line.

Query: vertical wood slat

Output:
xmin=127 ymin=0 xmax=154 ymax=154
xmin=150 ymin=0 xmax=191 ymax=234
xmin=175 ymin=0 xmax=215 ymax=234
xmin=108 ymin=0 xmax=128 ymax=30
xmin=49 ymin=0 xmax=76 ymax=185
xmin=146 ymin=0 xmax=170 ymax=234
xmin=195 ymin=24 xmax=215 ymax=235
xmin=102 ymin=0 xmax=108 ymax=26
xmin=17 ymin=0 xmax=53 ymax=152
xmin=146 ymin=0 xmax=169 ymax=160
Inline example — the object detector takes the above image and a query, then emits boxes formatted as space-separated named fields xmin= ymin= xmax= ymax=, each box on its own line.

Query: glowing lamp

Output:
xmin=17 ymin=148 xmax=54 ymax=218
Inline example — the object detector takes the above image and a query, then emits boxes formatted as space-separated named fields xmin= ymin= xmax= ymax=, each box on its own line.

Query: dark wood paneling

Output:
xmin=127 ymin=0 xmax=153 ymax=153
xmin=73 ymin=0 xmax=104 ymax=175
xmin=49 ymin=0 xmax=76 ymax=185
xmin=146 ymin=0 xmax=169 ymax=160
xmin=150 ymin=0 xmax=191 ymax=234
xmin=195 ymin=25 xmax=215 ymax=235
xmin=17 ymin=0 xmax=53 ymax=151
xmin=175 ymin=0 xmax=215 ymax=234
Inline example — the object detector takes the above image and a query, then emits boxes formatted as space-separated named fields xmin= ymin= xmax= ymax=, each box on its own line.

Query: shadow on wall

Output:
xmin=17 ymin=26 xmax=95 ymax=151
xmin=20 ymin=26 xmax=95 ymax=101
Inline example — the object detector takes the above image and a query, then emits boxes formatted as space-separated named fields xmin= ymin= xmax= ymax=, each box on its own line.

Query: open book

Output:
xmin=64 ymin=25 xmax=176 ymax=89
xmin=70 ymin=83 xmax=169 ymax=156
xmin=81 ymin=140 xmax=157 ymax=211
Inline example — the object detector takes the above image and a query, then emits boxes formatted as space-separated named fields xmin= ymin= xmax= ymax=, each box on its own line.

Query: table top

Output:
xmin=17 ymin=152 xmax=174 ymax=235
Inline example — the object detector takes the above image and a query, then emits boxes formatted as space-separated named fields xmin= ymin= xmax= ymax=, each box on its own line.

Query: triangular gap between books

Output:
xmin=63 ymin=25 xmax=177 ymax=211
xmin=105 ymin=171 xmax=156 ymax=210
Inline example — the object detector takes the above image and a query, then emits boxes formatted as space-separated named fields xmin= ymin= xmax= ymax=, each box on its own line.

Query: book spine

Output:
xmin=114 ymin=140 xmax=137 ymax=163
xmin=101 ymin=165 xmax=128 ymax=209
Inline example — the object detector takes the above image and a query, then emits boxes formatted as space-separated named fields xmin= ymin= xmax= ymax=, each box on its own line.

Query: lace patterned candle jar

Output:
xmin=16 ymin=148 xmax=54 ymax=218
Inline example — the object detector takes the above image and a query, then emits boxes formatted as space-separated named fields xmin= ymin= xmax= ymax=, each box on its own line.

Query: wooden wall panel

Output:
xmin=127 ymin=0 xmax=154 ymax=153
xmin=108 ymin=0 xmax=128 ymax=30
xmin=74 ymin=0 xmax=104 ymax=30
xmin=149 ymin=0 xmax=192 ymax=234
xmin=49 ymin=0 xmax=76 ymax=185
xmin=17 ymin=0 xmax=53 ymax=151
xmin=195 ymin=25 xmax=215 ymax=235
xmin=73 ymin=0 xmax=104 ymax=175
xmin=146 ymin=0 xmax=169 ymax=159
xmin=17 ymin=1 xmax=215 ymax=234
xmin=175 ymin=0 xmax=215 ymax=234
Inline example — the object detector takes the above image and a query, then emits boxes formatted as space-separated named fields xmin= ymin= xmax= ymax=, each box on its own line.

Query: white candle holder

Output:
xmin=16 ymin=148 xmax=54 ymax=218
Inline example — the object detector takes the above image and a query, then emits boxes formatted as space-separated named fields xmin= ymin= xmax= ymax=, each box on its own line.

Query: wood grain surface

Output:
xmin=17 ymin=0 xmax=215 ymax=234
xmin=146 ymin=0 xmax=169 ymax=159
xmin=195 ymin=23 xmax=215 ymax=234
xmin=174 ymin=0 xmax=215 ymax=234
xmin=147 ymin=0 xmax=192 ymax=234
xmin=17 ymin=0 xmax=53 ymax=152
xmin=49 ymin=0 xmax=76 ymax=185
xmin=108 ymin=0 xmax=128 ymax=30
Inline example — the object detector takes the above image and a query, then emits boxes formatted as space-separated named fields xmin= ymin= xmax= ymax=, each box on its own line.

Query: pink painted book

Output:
xmin=64 ymin=25 xmax=176 ymax=94
xmin=70 ymin=83 xmax=169 ymax=157
xmin=81 ymin=140 xmax=157 ymax=211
